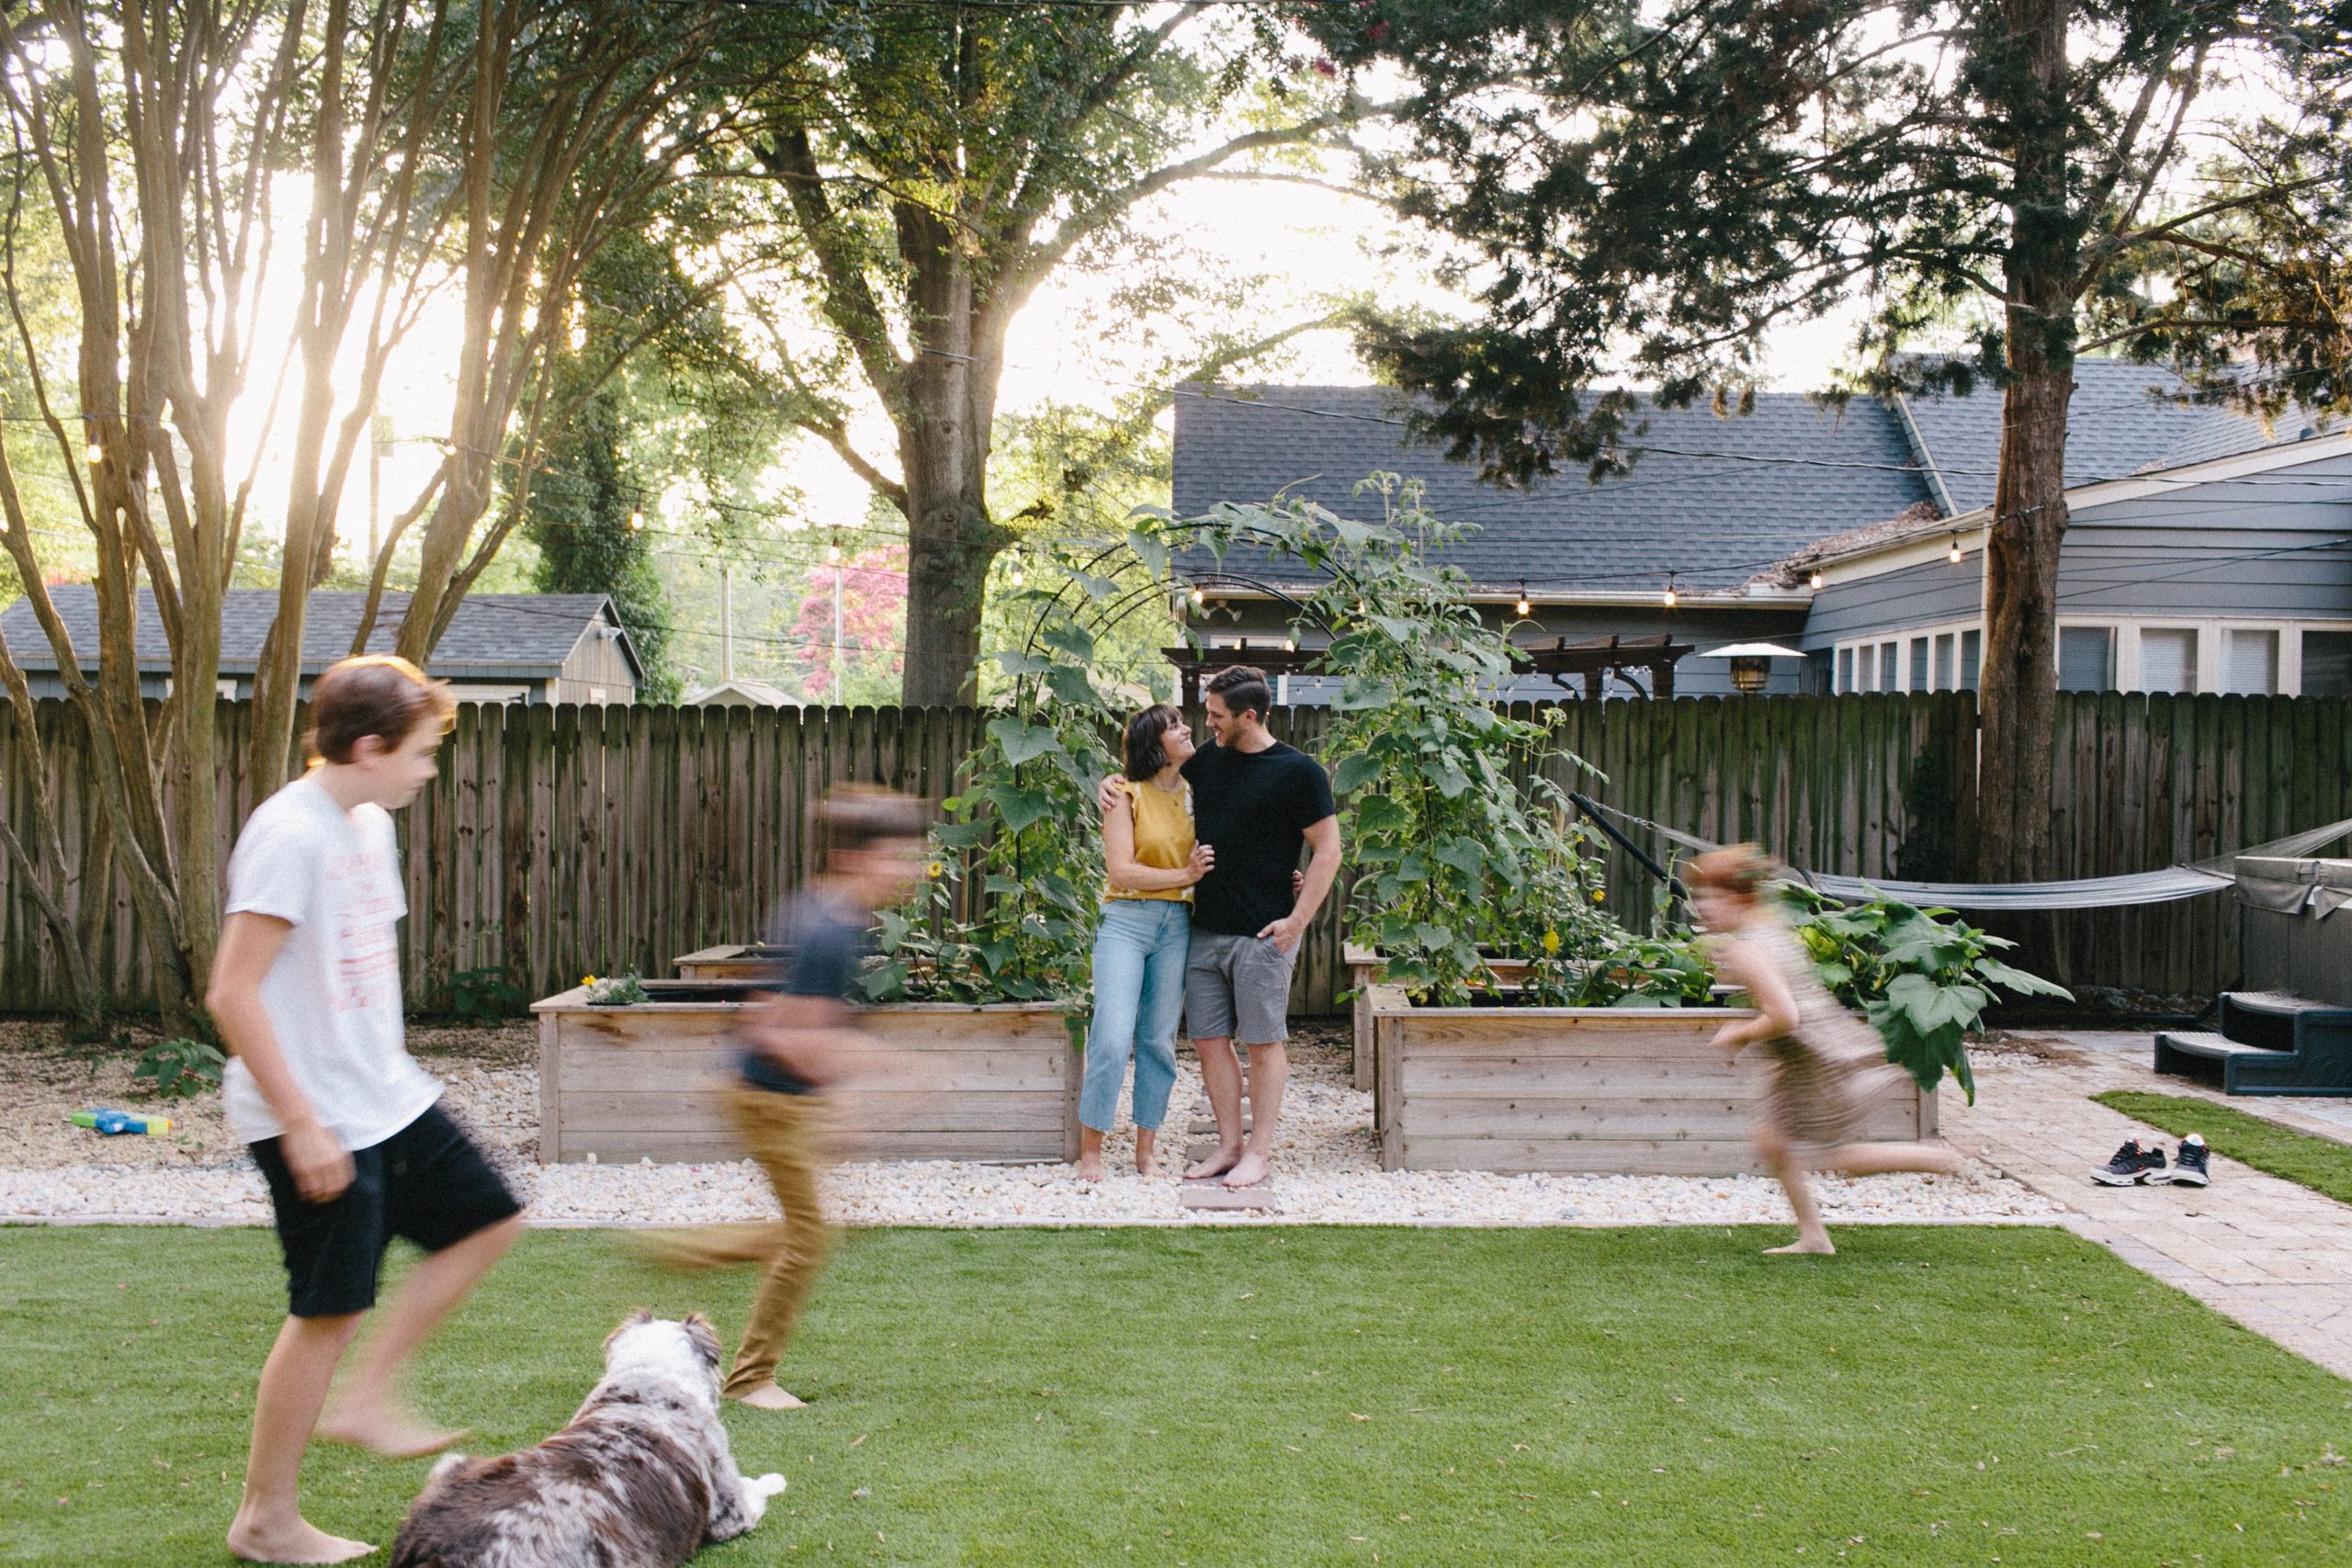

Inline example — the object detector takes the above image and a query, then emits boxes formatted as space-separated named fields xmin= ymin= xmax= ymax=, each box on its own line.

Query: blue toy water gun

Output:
xmin=71 ymin=1108 xmax=172 ymax=1135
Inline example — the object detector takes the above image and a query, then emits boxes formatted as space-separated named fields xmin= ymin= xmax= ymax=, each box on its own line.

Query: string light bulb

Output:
xmin=1515 ymin=581 xmax=1531 ymax=617
xmin=1283 ymin=637 xmax=1296 ymax=652
xmin=1190 ymin=585 xmax=1204 ymax=606
xmin=826 ymin=540 xmax=842 ymax=564
xmin=1008 ymin=555 xmax=1024 ymax=588
xmin=85 ymin=438 xmax=103 ymax=466
xmin=1662 ymin=572 xmax=1679 ymax=609
xmin=1808 ymin=569 xmax=1824 ymax=590
xmin=628 ymin=509 xmax=643 ymax=532
xmin=1947 ymin=532 xmax=1963 ymax=565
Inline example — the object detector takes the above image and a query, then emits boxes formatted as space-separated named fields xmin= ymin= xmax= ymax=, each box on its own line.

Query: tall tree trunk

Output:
xmin=897 ymin=212 xmax=1011 ymax=706
xmin=1975 ymin=0 xmax=2076 ymax=886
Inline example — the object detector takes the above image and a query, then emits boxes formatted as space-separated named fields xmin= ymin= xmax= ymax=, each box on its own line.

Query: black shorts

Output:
xmin=249 ymin=1102 xmax=522 ymax=1318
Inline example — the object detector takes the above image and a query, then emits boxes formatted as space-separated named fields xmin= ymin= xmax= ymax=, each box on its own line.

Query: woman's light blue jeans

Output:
xmin=1080 ymin=898 xmax=1189 ymax=1133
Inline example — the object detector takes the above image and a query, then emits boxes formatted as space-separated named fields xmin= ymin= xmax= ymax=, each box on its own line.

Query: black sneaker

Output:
xmin=2163 ymin=1134 xmax=2211 ymax=1187
xmin=2092 ymin=1139 xmax=2167 ymax=1185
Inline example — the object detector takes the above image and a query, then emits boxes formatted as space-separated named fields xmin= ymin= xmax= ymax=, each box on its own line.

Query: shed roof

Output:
xmin=1 ymin=588 xmax=641 ymax=682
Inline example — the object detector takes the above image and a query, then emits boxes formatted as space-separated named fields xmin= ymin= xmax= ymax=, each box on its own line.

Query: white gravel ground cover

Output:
xmin=1 ymin=1053 xmax=2064 ymax=1230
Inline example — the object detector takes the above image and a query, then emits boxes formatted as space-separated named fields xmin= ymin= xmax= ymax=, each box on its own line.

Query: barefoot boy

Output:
xmin=209 ymin=656 xmax=524 ymax=1563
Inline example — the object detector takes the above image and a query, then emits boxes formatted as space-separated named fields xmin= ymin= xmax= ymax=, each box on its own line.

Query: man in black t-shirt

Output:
xmin=1103 ymin=665 xmax=1340 ymax=1188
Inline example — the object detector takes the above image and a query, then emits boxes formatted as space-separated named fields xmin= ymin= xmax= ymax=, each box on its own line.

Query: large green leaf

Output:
xmin=988 ymin=717 xmax=1061 ymax=766
xmin=991 ymin=785 xmax=1056 ymax=832
xmin=1333 ymin=752 xmax=1385 ymax=795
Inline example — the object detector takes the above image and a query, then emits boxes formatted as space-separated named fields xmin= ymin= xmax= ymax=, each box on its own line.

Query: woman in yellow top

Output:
xmin=1076 ymin=705 xmax=1213 ymax=1181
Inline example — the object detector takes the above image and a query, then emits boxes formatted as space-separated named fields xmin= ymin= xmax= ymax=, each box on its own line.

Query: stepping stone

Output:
xmin=1180 ymin=1182 xmax=1281 ymax=1213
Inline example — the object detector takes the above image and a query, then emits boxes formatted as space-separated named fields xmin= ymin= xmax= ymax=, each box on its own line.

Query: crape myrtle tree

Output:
xmin=1316 ymin=0 xmax=2352 ymax=882
xmin=714 ymin=0 xmax=1383 ymax=705
xmin=0 ymin=0 xmax=731 ymax=1024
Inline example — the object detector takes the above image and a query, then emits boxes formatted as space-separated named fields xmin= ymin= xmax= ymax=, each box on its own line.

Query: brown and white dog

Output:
xmin=390 ymin=1312 xmax=786 ymax=1568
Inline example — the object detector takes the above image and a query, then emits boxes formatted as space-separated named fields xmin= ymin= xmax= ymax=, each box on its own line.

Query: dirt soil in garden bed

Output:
xmin=0 ymin=1016 xmax=537 ymax=1170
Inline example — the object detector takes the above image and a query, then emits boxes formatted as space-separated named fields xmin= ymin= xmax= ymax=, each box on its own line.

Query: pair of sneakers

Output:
xmin=2092 ymin=1134 xmax=2210 ymax=1187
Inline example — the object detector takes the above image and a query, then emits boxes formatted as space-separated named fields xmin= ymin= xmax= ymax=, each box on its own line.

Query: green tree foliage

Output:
xmin=523 ymin=383 xmax=680 ymax=703
xmin=1317 ymin=0 xmax=2352 ymax=883
xmin=717 ymin=2 xmax=1370 ymax=705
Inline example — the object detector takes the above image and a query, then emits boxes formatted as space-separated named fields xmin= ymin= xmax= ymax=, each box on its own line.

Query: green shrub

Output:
xmin=132 ymin=1038 xmax=226 ymax=1099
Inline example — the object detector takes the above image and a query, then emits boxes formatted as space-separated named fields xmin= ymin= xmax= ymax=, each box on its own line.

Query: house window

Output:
xmin=1960 ymin=629 xmax=1981 ymax=692
xmin=2303 ymin=630 xmax=2352 ymax=698
xmin=1804 ymin=649 xmax=1834 ymax=695
xmin=1857 ymin=644 xmax=1876 ymax=692
xmin=2139 ymin=628 xmax=2197 ymax=694
xmin=1907 ymin=637 xmax=1929 ymax=694
xmin=1932 ymin=634 xmax=1954 ymax=691
xmin=2223 ymin=628 xmax=2278 ymax=696
xmin=1880 ymin=640 xmax=1898 ymax=692
xmin=2057 ymin=626 xmax=2114 ymax=693
xmin=1837 ymin=647 xmax=1853 ymax=693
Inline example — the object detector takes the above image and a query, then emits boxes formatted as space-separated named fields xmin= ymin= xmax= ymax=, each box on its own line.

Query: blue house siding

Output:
xmin=2050 ymin=453 xmax=2352 ymax=619
xmin=1799 ymin=558 xmax=1981 ymax=649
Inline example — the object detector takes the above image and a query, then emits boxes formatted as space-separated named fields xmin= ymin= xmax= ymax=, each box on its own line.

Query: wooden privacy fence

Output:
xmin=3 ymin=693 xmax=2347 ymax=1014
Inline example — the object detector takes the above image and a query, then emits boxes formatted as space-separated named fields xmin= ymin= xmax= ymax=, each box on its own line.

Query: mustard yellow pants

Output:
xmin=648 ymin=1085 xmax=833 ymax=1399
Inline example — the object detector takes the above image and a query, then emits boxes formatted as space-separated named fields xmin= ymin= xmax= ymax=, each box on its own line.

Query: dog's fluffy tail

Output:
xmin=426 ymin=1452 xmax=469 ymax=1484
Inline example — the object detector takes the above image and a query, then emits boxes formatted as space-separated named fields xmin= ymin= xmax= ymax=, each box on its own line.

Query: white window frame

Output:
xmin=1833 ymin=615 xmax=2352 ymax=696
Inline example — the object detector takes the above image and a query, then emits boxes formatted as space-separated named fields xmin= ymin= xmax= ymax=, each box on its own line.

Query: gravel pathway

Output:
xmin=2 ymin=1046 xmax=2064 ymax=1230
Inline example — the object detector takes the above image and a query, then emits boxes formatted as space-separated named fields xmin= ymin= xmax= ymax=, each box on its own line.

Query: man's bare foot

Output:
xmin=1764 ymin=1238 xmax=1836 ymax=1256
xmin=1222 ymin=1152 xmax=1272 ymax=1189
xmin=315 ymin=1404 xmax=466 ymax=1459
xmin=732 ymin=1382 xmax=808 ymax=1410
xmin=1135 ymin=1153 xmax=1162 ymax=1179
xmin=225 ymin=1514 xmax=375 ymax=1564
xmin=1184 ymin=1148 xmax=1241 ymax=1181
xmin=1076 ymin=1152 xmax=1104 ymax=1183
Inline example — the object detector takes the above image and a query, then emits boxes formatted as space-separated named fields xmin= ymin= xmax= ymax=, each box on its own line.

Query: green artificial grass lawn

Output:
xmin=3 ymin=1226 xmax=2347 ymax=1565
xmin=2094 ymin=1089 xmax=2352 ymax=1207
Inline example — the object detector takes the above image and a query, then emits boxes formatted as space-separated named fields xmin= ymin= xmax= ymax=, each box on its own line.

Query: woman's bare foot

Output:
xmin=315 ymin=1402 xmax=465 ymax=1459
xmin=1076 ymin=1151 xmax=1104 ymax=1183
xmin=1184 ymin=1147 xmax=1241 ymax=1181
xmin=226 ymin=1513 xmax=375 ymax=1564
xmin=1764 ymin=1237 xmax=1836 ymax=1256
xmin=1222 ymin=1152 xmax=1272 ymax=1189
xmin=732 ymin=1382 xmax=808 ymax=1410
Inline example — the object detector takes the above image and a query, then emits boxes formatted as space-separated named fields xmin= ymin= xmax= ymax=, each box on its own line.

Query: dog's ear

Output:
xmin=604 ymin=1308 xmax=658 ymax=1355
xmin=680 ymin=1312 xmax=723 ymax=1371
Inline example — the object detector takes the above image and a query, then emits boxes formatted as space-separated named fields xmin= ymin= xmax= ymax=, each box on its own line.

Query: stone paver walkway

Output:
xmin=1948 ymin=1032 xmax=2352 ymax=1380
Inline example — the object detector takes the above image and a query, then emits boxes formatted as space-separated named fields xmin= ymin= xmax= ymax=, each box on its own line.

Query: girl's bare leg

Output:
xmin=1134 ymin=1124 xmax=1159 ymax=1178
xmin=1826 ymin=1141 xmax=1963 ymax=1178
xmin=1757 ymin=1130 xmax=1834 ymax=1255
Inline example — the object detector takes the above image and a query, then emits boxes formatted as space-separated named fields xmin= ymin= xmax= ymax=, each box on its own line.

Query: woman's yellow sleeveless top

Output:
xmin=1105 ymin=779 xmax=1195 ymax=903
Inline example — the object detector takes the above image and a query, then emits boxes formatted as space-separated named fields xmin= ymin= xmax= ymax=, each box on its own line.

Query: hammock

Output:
xmin=1569 ymin=795 xmax=2352 ymax=913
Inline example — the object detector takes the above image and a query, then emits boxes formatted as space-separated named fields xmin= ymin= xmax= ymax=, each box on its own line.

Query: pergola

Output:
xmin=1162 ymin=633 xmax=1694 ymax=705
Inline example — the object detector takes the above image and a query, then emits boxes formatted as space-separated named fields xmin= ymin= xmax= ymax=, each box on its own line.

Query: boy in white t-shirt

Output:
xmin=209 ymin=656 xmax=524 ymax=1566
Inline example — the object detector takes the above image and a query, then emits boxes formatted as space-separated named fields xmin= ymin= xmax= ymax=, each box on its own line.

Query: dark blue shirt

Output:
xmin=739 ymin=887 xmax=873 ymax=1095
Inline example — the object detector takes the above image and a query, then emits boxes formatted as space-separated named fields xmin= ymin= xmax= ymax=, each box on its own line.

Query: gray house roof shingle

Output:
xmin=1170 ymin=386 xmax=1931 ymax=593
xmin=1 ymin=588 xmax=641 ymax=682
xmin=1893 ymin=358 xmax=2300 ymax=515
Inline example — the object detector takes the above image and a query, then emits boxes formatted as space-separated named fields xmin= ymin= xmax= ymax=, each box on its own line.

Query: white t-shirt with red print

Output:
xmin=220 ymin=773 xmax=440 ymax=1151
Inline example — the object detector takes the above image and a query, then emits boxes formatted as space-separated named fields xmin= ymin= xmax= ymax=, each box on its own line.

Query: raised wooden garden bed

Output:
xmin=672 ymin=944 xmax=781 ymax=982
xmin=1364 ymin=984 xmax=1938 ymax=1175
xmin=532 ymin=980 xmax=1079 ymax=1165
